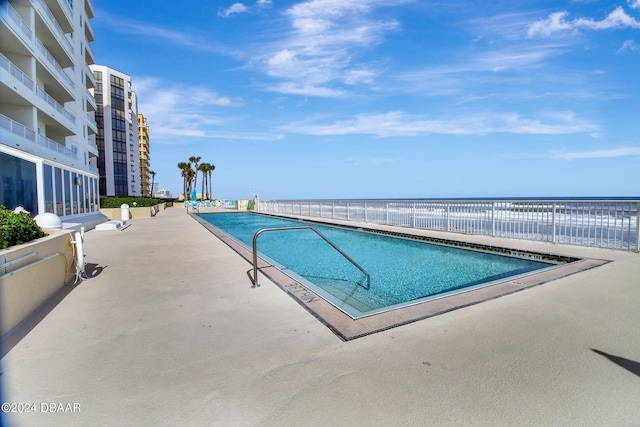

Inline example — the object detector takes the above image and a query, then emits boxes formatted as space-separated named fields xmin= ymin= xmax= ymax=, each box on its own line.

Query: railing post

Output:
xmin=364 ymin=201 xmax=368 ymax=223
xmin=386 ymin=201 xmax=389 ymax=225
xmin=636 ymin=202 xmax=640 ymax=252
xmin=412 ymin=202 xmax=416 ymax=228
xmin=447 ymin=203 xmax=451 ymax=232
xmin=552 ymin=202 xmax=557 ymax=244
xmin=492 ymin=202 xmax=496 ymax=237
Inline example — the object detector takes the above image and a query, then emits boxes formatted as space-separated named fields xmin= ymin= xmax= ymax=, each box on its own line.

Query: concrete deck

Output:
xmin=1 ymin=207 xmax=639 ymax=426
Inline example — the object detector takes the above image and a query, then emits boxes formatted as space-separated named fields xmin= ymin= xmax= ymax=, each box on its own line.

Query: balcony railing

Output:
xmin=36 ymin=38 xmax=75 ymax=90
xmin=38 ymin=134 xmax=77 ymax=160
xmin=0 ymin=53 xmax=34 ymax=90
xmin=1 ymin=0 xmax=33 ymax=40
xmin=36 ymin=86 xmax=76 ymax=124
xmin=258 ymin=199 xmax=640 ymax=252
xmin=33 ymin=0 xmax=74 ymax=56
xmin=1 ymin=113 xmax=76 ymax=160
xmin=0 ymin=113 xmax=36 ymax=141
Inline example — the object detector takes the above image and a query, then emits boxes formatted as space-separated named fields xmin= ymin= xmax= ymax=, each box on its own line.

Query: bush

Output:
xmin=100 ymin=197 xmax=159 ymax=208
xmin=0 ymin=205 xmax=47 ymax=249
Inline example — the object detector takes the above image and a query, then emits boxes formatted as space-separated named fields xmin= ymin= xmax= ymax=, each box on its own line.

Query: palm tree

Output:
xmin=189 ymin=156 xmax=201 ymax=198
xmin=177 ymin=162 xmax=191 ymax=200
xmin=207 ymin=164 xmax=215 ymax=200
xmin=199 ymin=163 xmax=209 ymax=201
xmin=149 ymin=170 xmax=156 ymax=198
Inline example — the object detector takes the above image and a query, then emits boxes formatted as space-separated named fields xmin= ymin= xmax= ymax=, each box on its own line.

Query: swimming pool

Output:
xmin=199 ymin=212 xmax=560 ymax=319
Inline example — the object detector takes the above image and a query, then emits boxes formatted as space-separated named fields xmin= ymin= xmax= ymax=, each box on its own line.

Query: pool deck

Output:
xmin=2 ymin=206 xmax=639 ymax=426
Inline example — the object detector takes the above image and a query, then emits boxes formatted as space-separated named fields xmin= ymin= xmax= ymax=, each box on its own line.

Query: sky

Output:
xmin=90 ymin=0 xmax=640 ymax=200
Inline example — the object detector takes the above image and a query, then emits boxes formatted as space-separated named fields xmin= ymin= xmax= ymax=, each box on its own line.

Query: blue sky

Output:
xmin=91 ymin=0 xmax=640 ymax=200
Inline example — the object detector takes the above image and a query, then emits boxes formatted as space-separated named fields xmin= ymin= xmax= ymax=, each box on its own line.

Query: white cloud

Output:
xmin=528 ymin=12 xmax=574 ymax=37
xmin=629 ymin=0 xmax=640 ymax=9
xmin=256 ymin=0 xmax=406 ymax=96
xmin=281 ymin=110 xmax=598 ymax=137
xmin=265 ymin=82 xmax=345 ymax=97
xmin=133 ymin=78 xmax=282 ymax=143
xmin=219 ymin=0 xmax=272 ymax=17
xmin=528 ymin=7 xmax=640 ymax=37
xmin=618 ymin=39 xmax=639 ymax=52
xmin=219 ymin=3 xmax=248 ymax=17
xmin=551 ymin=146 xmax=640 ymax=160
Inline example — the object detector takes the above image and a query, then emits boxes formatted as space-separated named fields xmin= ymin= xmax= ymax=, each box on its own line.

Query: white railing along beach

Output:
xmin=257 ymin=199 xmax=639 ymax=252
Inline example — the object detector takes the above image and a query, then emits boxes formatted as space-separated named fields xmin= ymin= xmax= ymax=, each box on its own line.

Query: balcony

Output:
xmin=86 ymin=112 xmax=97 ymax=135
xmin=84 ymin=0 xmax=95 ymax=19
xmin=1 ymin=0 xmax=33 ymax=42
xmin=0 ymin=52 xmax=34 ymax=91
xmin=84 ymin=63 xmax=96 ymax=88
xmin=35 ymin=38 xmax=75 ymax=93
xmin=43 ymin=0 xmax=73 ymax=33
xmin=33 ymin=0 xmax=74 ymax=59
xmin=84 ymin=16 xmax=95 ymax=42
xmin=0 ymin=113 xmax=76 ymax=161
xmin=85 ymin=88 xmax=96 ymax=111
xmin=38 ymin=134 xmax=76 ymax=160
xmin=0 ymin=113 xmax=36 ymax=142
xmin=84 ymin=42 xmax=95 ymax=66
xmin=36 ymin=86 xmax=76 ymax=125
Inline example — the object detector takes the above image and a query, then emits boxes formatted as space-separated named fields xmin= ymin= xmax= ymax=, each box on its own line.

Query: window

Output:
xmin=55 ymin=168 xmax=63 ymax=216
xmin=64 ymin=170 xmax=71 ymax=215
xmin=44 ymin=164 xmax=53 ymax=213
xmin=0 ymin=152 xmax=37 ymax=215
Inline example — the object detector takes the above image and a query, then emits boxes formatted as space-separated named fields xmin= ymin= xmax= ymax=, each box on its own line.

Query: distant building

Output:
xmin=153 ymin=188 xmax=173 ymax=199
xmin=89 ymin=65 xmax=140 ymax=196
xmin=138 ymin=113 xmax=151 ymax=196
xmin=0 ymin=0 xmax=101 ymax=222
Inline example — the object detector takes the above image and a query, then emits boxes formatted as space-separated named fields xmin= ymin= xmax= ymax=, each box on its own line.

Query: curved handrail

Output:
xmin=252 ymin=226 xmax=370 ymax=289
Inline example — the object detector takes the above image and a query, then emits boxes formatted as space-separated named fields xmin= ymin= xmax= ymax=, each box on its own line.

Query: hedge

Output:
xmin=0 ymin=205 xmax=47 ymax=249
xmin=100 ymin=197 xmax=159 ymax=208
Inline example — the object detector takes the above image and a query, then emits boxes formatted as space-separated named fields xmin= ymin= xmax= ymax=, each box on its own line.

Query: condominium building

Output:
xmin=138 ymin=113 xmax=150 ymax=196
xmin=0 ymin=0 xmax=102 ymax=222
xmin=89 ymin=65 xmax=140 ymax=197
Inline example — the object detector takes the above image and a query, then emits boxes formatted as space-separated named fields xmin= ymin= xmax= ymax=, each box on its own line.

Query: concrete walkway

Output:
xmin=1 ymin=207 xmax=639 ymax=426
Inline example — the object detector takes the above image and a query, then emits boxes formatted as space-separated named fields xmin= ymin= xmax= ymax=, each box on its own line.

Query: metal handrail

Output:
xmin=251 ymin=226 xmax=370 ymax=289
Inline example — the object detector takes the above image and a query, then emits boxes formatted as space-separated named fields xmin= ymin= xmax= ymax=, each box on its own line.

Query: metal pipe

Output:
xmin=252 ymin=226 xmax=370 ymax=289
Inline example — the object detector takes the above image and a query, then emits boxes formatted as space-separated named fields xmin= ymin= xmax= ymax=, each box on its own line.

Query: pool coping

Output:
xmin=192 ymin=213 xmax=610 ymax=341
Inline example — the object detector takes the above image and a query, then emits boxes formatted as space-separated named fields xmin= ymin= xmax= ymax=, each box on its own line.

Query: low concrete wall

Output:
xmin=99 ymin=202 xmax=166 ymax=220
xmin=0 ymin=231 xmax=77 ymax=337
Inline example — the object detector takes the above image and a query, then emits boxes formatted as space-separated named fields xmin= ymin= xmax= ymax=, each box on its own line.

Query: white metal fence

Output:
xmin=257 ymin=199 xmax=640 ymax=252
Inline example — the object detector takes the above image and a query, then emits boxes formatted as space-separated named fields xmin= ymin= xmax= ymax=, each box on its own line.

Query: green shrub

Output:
xmin=0 ymin=205 xmax=47 ymax=249
xmin=100 ymin=197 xmax=159 ymax=208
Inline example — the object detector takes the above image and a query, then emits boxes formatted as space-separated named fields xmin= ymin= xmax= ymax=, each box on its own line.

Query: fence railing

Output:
xmin=257 ymin=199 xmax=640 ymax=252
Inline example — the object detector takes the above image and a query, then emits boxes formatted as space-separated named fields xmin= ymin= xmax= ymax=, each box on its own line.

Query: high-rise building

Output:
xmin=0 ymin=0 xmax=102 ymax=222
xmin=89 ymin=65 xmax=140 ymax=197
xmin=138 ymin=113 xmax=150 ymax=196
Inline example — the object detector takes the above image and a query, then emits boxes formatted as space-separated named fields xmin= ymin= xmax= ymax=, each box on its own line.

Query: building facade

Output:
xmin=138 ymin=113 xmax=150 ymax=196
xmin=0 ymin=0 xmax=101 ymax=220
xmin=89 ymin=65 xmax=140 ymax=197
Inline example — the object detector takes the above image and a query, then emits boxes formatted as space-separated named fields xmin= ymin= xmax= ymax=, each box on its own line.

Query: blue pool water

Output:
xmin=201 ymin=212 xmax=557 ymax=318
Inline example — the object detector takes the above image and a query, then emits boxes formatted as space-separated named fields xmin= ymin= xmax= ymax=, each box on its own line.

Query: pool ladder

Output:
xmin=251 ymin=226 xmax=371 ymax=289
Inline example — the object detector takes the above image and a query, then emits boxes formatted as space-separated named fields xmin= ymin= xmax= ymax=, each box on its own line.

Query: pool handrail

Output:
xmin=251 ymin=226 xmax=371 ymax=289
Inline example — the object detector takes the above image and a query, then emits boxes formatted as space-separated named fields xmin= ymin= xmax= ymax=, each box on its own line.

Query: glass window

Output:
xmin=84 ymin=176 xmax=89 ymax=212
xmin=44 ymin=164 xmax=53 ymax=213
xmin=94 ymin=178 xmax=99 ymax=209
xmin=78 ymin=174 xmax=85 ymax=213
xmin=55 ymin=168 xmax=63 ymax=216
xmin=0 ymin=152 xmax=38 ymax=215
xmin=71 ymin=172 xmax=78 ymax=214
xmin=64 ymin=170 xmax=71 ymax=215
